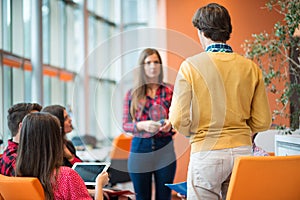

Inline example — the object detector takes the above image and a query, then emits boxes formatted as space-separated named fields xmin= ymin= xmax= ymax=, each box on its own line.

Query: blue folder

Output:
xmin=165 ymin=181 xmax=187 ymax=196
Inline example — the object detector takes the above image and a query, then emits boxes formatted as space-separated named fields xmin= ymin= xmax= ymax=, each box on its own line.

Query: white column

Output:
xmin=31 ymin=0 xmax=43 ymax=104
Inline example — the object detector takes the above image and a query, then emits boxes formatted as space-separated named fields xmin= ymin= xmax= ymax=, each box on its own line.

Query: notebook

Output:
xmin=72 ymin=162 xmax=110 ymax=185
xmin=165 ymin=181 xmax=187 ymax=196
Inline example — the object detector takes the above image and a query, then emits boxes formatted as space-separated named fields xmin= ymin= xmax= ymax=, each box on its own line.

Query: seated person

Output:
xmin=16 ymin=112 xmax=109 ymax=200
xmin=42 ymin=105 xmax=82 ymax=167
xmin=0 ymin=102 xmax=42 ymax=176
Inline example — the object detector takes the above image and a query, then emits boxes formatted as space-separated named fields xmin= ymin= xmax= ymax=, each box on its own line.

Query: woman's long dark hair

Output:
xmin=41 ymin=105 xmax=75 ymax=167
xmin=41 ymin=105 xmax=66 ymax=134
xmin=130 ymin=48 xmax=163 ymax=120
xmin=16 ymin=112 xmax=64 ymax=200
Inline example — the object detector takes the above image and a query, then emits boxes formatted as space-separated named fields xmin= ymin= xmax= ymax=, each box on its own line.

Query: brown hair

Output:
xmin=7 ymin=103 xmax=42 ymax=137
xmin=130 ymin=48 xmax=163 ymax=120
xmin=41 ymin=105 xmax=66 ymax=134
xmin=192 ymin=3 xmax=232 ymax=42
xmin=16 ymin=112 xmax=64 ymax=200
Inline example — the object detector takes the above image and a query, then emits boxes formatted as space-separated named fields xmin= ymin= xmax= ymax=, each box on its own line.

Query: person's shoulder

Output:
xmin=161 ymin=83 xmax=174 ymax=94
xmin=59 ymin=166 xmax=75 ymax=174
xmin=186 ymin=52 xmax=207 ymax=62
xmin=59 ymin=166 xmax=83 ymax=178
xmin=3 ymin=141 xmax=18 ymax=157
xmin=57 ymin=166 xmax=83 ymax=182
xmin=237 ymin=54 xmax=262 ymax=73
xmin=183 ymin=52 xmax=213 ymax=68
xmin=162 ymin=82 xmax=173 ymax=89
xmin=124 ymin=89 xmax=134 ymax=99
xmin=7 ymin=140 xmax=19 ymax=148
xmin=234 ymin=53 xmax=257 ymax=64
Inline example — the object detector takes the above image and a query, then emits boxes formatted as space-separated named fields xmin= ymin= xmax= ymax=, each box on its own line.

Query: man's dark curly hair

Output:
xmin=7 ymin=103 xmax=42 ymax=137
xmin=192 ymin=3 xmax=232 ymax=43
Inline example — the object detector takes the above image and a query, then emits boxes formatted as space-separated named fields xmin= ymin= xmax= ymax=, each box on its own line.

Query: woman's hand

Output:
xmin=95 ymin=172 xmax=109 ymax=200
xmin=137 ymin=120 xmax=161 ymax=133
xmin=159 ymin=119 xmax=172 ymax=133
xmin=177 ymin=193 xmax=186 ymax=199
xmin=96 ymin=171 xmax=109 ymax=187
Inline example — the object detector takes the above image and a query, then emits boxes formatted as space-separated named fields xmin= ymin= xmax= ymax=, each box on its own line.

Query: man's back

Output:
xmin=170 ymin=51 xmax=271 ymax=152
xmin=168 ymin=3 xmax=272 ymax=199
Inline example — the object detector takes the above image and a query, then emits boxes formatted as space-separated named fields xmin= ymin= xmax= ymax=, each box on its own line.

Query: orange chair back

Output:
xmin=110 ymin=133 xmax=132 ymax=159
xmin=0 ymin=174 xmax=45 ymax=200
xmin=226 ymin=155 xmax=300 ymax=200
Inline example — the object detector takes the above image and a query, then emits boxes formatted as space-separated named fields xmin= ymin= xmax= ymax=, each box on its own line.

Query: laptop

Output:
xmin=72 ymin=162 xmax=110 ymax=186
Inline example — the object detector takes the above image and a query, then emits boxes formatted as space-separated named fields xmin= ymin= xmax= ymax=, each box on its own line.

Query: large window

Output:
xmin=65 ymin=4 xmax=84 ymax=71
xmin=12 ymin=67 xmax=25 ymax=103
xmin=12 ymin=0 xmax=24 ymax=56
xmin=2 ymin=65 xmax=13 ymax=145
xmin=2 ymin=0 xmax=12 ymax=52
xmin=49 ymin=0 xmax=63 ymax=67
xmin=23 ymin=0 xmax=31 ymax=59
xmin=0 ymin=0 xmax=160 ymax=150
xmin=0 ymin=0 xmax=2 ymax=49
xmin=42 ymin=0 xmax=50 ymax=64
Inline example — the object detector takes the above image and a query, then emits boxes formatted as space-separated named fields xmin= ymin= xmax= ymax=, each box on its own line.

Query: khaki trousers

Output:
xmin=187 ymin=146 xmax=252 ymax=200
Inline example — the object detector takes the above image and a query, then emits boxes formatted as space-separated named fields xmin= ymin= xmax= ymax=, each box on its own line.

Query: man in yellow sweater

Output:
xmin=167 ymin=3 xmax=272 ymax=200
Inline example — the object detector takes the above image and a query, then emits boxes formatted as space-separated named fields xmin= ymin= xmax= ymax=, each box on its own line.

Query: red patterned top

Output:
xmin=0 ymin=140 xmax=18 ymax=176
xmin=122 ymin=83 xmax=174 ymax=138
xmin=53 ymin=166 xmax=92 ymax=200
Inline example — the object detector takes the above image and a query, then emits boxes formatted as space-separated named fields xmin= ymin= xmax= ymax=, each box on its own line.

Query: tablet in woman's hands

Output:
xmin=72 ymin=162 xmax=110 ymax=186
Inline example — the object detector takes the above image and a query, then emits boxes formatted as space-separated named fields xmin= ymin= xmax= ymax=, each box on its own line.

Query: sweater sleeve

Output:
xmin=169 ymin=61 xmax=193 ymax=136
xmin=246 ymin=68 xmax=272 ymax=133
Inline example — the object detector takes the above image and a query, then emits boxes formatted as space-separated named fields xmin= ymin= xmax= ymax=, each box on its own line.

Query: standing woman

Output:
xmin=42 ymin=105 xmax=82 ymax=167
xmin=16 ymin=112 xmax=108 ymax=200
xmin=123 ymin=48 xmax=177 ymax=200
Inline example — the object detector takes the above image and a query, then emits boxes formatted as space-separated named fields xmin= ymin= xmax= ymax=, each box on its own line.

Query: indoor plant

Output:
xmin=243 ymin=0 xmax=300 ymax=133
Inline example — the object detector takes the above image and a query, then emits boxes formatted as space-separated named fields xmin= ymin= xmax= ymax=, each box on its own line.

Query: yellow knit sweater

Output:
xmin=169 ymin=52 xmax=272 ymax=153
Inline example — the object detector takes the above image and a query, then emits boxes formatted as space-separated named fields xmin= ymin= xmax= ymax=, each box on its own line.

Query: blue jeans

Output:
xmin=128 ymin=136 xmax=177 ymax=200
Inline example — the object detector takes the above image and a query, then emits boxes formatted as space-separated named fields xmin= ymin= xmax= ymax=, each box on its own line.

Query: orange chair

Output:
xmin=226 ymin=155 xmax=300 ymax=200
xmin=0 ymin=174 xmax=45 ymax=200
xmin=110 ymin=133 xmax=132 ymax=160
xmin=108 ymin=133 xmax=133 ymax=186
